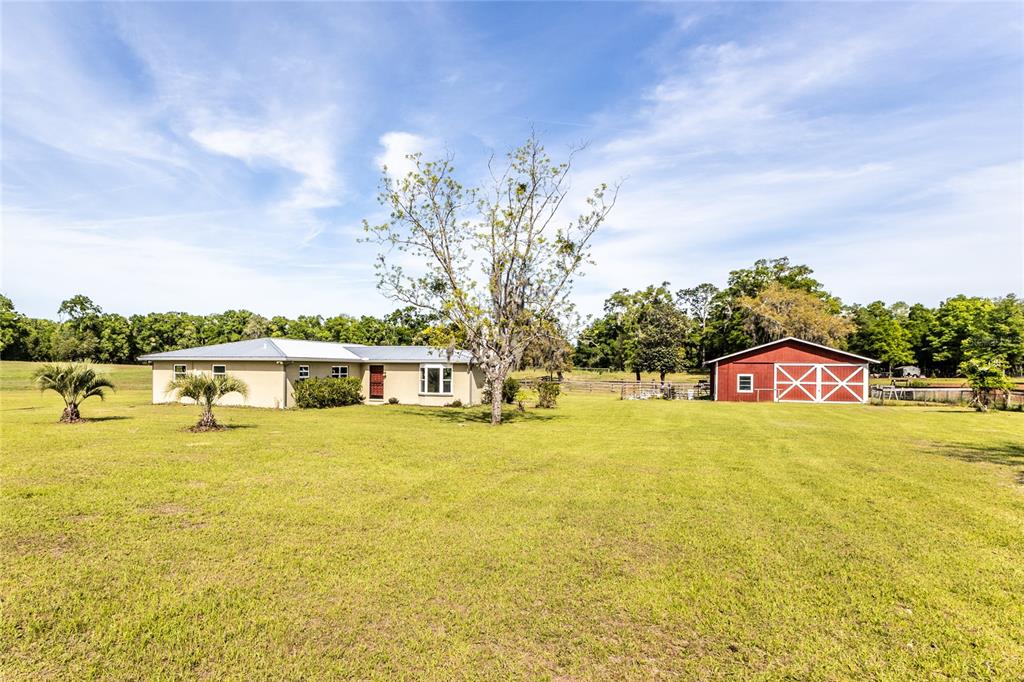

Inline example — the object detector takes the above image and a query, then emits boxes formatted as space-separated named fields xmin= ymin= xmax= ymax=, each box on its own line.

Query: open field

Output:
xmin=2 ymin=361 xmax=1023 ymax=679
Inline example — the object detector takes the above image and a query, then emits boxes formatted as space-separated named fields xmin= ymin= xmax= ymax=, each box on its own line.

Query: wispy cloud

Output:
xmin=1 ymin=2 xmax=1020 ymax=320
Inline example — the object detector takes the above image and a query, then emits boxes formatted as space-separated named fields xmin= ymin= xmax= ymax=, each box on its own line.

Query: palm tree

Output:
xmin=33 ymin=363 xmax=116 ymax=423
xmin=166 ymin=373 xmax=248 ymax=430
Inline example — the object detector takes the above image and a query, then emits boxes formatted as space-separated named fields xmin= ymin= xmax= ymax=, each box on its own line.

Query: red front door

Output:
xmin=369 ymin=365 xmax=385 ymax=400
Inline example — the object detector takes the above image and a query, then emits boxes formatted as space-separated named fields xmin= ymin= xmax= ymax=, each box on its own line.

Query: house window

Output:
xmin=212 ymin=365 xmax=226 ymax=377
xmin=331 ymin=366 xmax=348 ymax=379
xmin=420 ymin=364 xmax=453 ymax=395
xmin=737 ymin=374 xmax=754 ymax=393
xmin=173 ymin=364 xmax=187 ymax=379
xmin=298 ymin=365 xmax=309 ymax=381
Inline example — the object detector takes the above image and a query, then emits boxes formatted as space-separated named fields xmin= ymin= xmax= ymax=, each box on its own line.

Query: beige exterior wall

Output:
xmin=152 ymin=359 xmax=486 ymax=408
xmin=283 ymin=361 xmax=364 ymax=408
xmin=356 ymin=362 xmax=486 ymax=407
xmin=152 ymin=360 xmax=287 ymax=408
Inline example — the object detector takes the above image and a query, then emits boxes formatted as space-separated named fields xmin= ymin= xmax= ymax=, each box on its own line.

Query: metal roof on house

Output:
xmin=703 ymin=337 xmax=879 ymax=366
xmin=138 ymin=338 xmax=473 ymax=364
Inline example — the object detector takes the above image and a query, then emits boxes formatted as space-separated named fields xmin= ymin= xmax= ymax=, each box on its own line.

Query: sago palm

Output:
xmin=166 ymin=373 xmax=248 ymax=430
xmin=33 ymin=363 xmax=116 ymax=423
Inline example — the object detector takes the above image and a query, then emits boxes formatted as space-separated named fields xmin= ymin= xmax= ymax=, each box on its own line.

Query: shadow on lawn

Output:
xmin=404 ymin=405 xmax=564 ymax=425
xmin=86 ymin=415 xmax=133 ymax=422
xmin=929 ymin=441 xmax=1024 ymax=484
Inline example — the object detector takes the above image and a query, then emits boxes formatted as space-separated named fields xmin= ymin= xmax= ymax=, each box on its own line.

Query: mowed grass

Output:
xmin=2 ymin=362 xmax=1022 ymax=679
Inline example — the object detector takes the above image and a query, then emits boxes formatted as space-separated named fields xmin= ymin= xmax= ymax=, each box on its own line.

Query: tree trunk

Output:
xmin=634 ymin=370 xmax=641 ymax=382
xmin=490 ymin=380 xmax=504 ymax=425
xmin=660 ymin=371 xmax=666 ymax=382
xmin=196 ymin=407 xmax=219 ymax=430
xmin=60 ymin=403 xmax=81 ymax=423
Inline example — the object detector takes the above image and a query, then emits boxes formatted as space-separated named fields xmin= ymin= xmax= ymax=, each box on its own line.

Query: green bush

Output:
xmin=444 ymin=399 xmax=463 ymax=408
xmin=388 ymin=397 xmax=399 ymax=405
xmin=482 ymin=377 xmax=520 ymax=405
xmin=293 ymin=377 xmax=364 ymax=408
xmin=536 ymin=380 xmax=560 ymax=408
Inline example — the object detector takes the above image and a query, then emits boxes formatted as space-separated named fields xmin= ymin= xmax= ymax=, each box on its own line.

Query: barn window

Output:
xmin=420 ymin=364 xmax=453 ymax=395
xmin=298 ymin=365 xmax=309 ymax=381
xmin=173 ymin=364 xmax=187 ymax=379
xmin=331 ymin=366 xmax=348 ymax=379
xmin=212 ymin=365 xmax=226 ymax=377
xmin=737 ymin=374 xmax=753 ymax=393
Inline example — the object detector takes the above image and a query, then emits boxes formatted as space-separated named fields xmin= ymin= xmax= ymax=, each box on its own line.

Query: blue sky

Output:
xmin=2 ymin=1 xmax=1022 ymax=320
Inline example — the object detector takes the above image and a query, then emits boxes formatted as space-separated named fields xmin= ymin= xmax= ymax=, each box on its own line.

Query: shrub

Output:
xmin=444 ymin=399 xmax=463 ymax=408
xmin=388 ymin=397 xmax=399 ymax=405
xmin=960 ymin=359 xmax=1012 ymax=412
xmin=483 ymin=377 xmax=521 ymax=405
xmin=536 ymin=380 xmax=560 ymax=408
xmin=293 ymin=377 xmax=364 ymax=408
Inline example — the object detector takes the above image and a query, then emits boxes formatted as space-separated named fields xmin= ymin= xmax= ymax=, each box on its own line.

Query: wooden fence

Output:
xmin=870 ymin=385 xmax=1024 ymax=409
xmin=519 ymin=378 xmax=710 ymax=400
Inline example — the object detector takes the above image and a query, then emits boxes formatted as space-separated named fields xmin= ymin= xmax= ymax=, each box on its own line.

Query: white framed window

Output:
xmin=331 ymin=365 xmax=348 ymax=379
xmin=419 ymin=364 xmax=453 ymax=395
xmin=737 ymin=374 xmax=754 ymax=393
xmin=298 ymin=365 xmax=309 ymax=380
xmin=173 ymin=364 xmax=187 ymax=379
xmin=212 ymin=365 xmax=227 ymax=377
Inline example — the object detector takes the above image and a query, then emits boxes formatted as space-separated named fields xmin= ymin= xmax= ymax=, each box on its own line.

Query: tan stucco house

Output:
xmin=139 ymin=338 xmax=486 ymax=408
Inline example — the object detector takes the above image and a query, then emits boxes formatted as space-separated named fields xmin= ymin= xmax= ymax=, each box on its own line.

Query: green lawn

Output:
xmin=2 ymin=361 xmax=1022 ymax=679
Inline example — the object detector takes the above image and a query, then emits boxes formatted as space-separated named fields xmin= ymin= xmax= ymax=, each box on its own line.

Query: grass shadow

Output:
xmin=401 ymin=405 xmax=564 ymax=425
xmin=86 ymin=415 xmax=133 ymax=422
xmin=928 ymin=440 xmax=1024 ymax=484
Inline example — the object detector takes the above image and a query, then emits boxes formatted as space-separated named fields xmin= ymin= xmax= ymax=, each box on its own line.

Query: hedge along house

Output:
xmin=704 ymin=337 xmax=878 ymax=404
xmin=138 ymin=338 xmax=486 ymax=408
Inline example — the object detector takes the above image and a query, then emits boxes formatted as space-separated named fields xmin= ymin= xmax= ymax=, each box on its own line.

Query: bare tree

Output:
xmin=364 ymin=135 xmax=617 ymax=424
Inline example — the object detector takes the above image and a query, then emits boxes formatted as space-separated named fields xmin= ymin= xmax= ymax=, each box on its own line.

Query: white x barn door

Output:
xmin=774 ymin=364 xmax=867 ymax=403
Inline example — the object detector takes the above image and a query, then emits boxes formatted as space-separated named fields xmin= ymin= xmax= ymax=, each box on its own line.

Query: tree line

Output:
xmin=0 ymin=294 xmax=439 ymax=365
xmin=2 ymin=257 xmax=1021 ymax=380
xmin=572 ymin=257 xmax=1024 ymax=379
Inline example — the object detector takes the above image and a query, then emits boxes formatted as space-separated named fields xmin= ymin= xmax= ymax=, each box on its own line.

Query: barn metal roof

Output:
xmin=138 ymin=338 xmax=473 ymax=364
xmin=703 ymin=337 xmax=879 ymax=366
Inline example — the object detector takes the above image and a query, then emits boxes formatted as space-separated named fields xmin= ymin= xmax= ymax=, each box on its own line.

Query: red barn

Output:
xmin=705 ymin=337 xmax=877 ymax=403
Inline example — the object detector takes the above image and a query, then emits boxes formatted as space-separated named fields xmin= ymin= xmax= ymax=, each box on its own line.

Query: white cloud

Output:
xmin=375 ymin=131 xmax=439 ymax=179
xmin=190 ymin=113 xmax=340 ymax=210
xmin=564 ymin=3 xmax=1023 ymax=313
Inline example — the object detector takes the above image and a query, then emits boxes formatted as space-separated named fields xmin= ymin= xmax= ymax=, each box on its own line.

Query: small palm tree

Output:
xmin=33 ymin=363 xmax=116 ymax=423
xmin=166 ymin=373 xmax=248 ymax=430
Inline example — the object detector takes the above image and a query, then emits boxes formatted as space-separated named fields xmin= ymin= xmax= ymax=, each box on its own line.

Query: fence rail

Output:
xmin=519 ymin=378 xmax=710 ymax=400
xmin=870 ymin=385 xmax=1024 ymax=409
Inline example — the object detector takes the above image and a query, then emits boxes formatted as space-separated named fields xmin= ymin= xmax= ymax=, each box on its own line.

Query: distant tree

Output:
xmin=97 ymin=314 xmax=133 ymax=364
xmin=708 ymin=257 xmax=840 ymax=357
xmin=631 ymin=299 xmax=688 ymax=381
xmin=241 ymin=313 xmax=271 ymax=339
xmin=33 ymin=363 xmax=115 ymax=423
xmin=962 ymin=294 xmax=1024 ymax=376
xmin=738 ymin=283 xmax=854 ymax=346
xmin=905 ymin=303 xmax=936 ymax=373
xmin=676 ymin=283 xmax=719 ymax=365
xmin=165 ymin=373 xmax=248 ymax=431
xmin=573 ymin=314 xmax=628 ymax=370
xmin=520 ymin=319 xmax=574 ymax=378
xmin=0 ymin=294 xmax=24 ymax=355
xmin=960 ymin=358 xmax=1012 ymax=412
xmin=365 ymin=134 xmax=617 ymax=425
xmin=55 ymin=294 xmax=103 ymax=360
xmin=57 ymin=294 xmax=101 ymax=321
xmin=847 ymin=301 xmax=915 ymax=372
xmin=928 ymin=296 xmax=994 ymax=376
